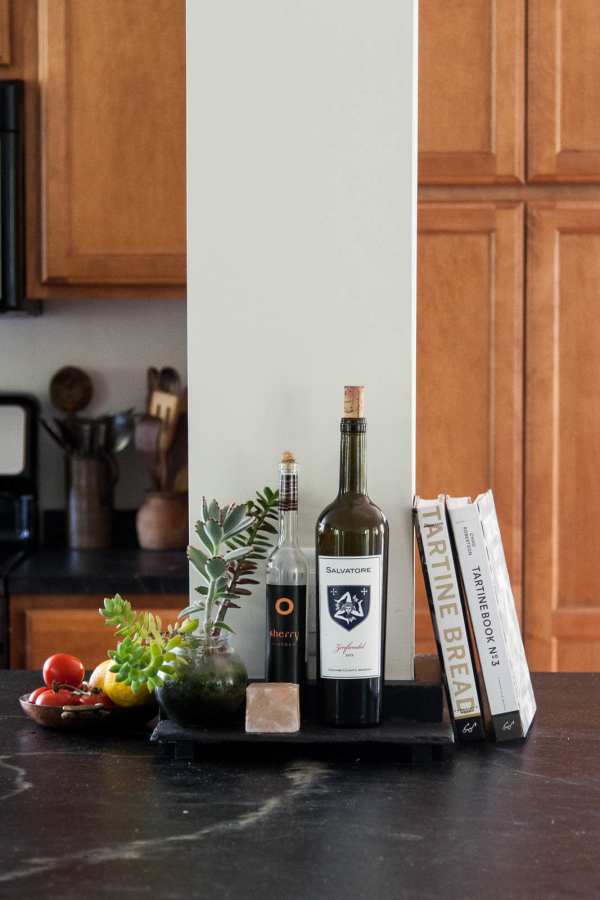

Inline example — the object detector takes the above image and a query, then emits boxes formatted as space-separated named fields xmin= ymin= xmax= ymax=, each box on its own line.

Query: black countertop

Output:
xmin=1 ymin=671 xmax=598 ymax=900
xmin=8 ymin=549 xmax=189 ymax=594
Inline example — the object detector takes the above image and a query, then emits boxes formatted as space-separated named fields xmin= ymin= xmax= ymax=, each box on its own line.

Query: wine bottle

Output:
xmin=265 ymin=451 xmax=308 ymax=684
xmin=316 ymin=386 xmax=389 ymax=726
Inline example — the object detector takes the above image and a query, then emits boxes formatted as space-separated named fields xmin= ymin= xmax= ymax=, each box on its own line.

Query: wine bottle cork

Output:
xmin=344 ymin=386 xmax=364 ymax=418
xmin=281 ymin=450 xmax=296 ymax=472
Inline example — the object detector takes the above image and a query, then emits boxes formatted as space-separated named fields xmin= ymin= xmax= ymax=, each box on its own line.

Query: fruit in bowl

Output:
xmin=20 ymin=653 xmax=158 ymax=730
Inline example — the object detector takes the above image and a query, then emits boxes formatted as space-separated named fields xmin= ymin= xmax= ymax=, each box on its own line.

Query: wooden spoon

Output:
xmin=165 ymin=412 xmax=188 ymax=491
xmin=146 ymin=367 xmax=159 ymax=413
xmin=134 ymin=414 xmax=161 ymax=490
xmin=159 ymin=367 xmax=181 ymax=396
xmin=50 ymin=367 xmax=93 ymax=418
xmin=149 ymin=391 xmax=180 ymax=490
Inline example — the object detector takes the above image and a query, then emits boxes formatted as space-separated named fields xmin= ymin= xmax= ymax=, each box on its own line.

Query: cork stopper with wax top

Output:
xmin=344 ymin=386 xmax=364 ymax=418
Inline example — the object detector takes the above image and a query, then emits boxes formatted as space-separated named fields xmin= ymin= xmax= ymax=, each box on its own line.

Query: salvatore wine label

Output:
xmin=266 ymin=584 xmax=307 ymax=684
xmin=318 ymin=555 xmax=382 ymax=679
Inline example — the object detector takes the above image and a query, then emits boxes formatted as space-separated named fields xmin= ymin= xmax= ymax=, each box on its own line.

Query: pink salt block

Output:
xmin=245 ymin=683 xmax=301 ymax=734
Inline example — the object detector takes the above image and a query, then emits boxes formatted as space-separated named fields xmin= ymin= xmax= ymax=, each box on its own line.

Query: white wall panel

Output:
xmin=187 ymin=0 xmax=418 ymax=678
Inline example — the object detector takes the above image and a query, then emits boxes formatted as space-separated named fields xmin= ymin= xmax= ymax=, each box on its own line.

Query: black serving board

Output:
xmin=151 ymin=655 xmax=454 ymax=763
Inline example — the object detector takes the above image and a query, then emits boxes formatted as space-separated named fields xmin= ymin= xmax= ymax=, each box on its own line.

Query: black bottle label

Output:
xmin=266 ymin=584 xmax=307 ymax=684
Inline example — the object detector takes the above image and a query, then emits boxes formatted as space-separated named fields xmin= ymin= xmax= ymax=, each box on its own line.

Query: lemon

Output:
xmin=103 ymin=669 xmax=155 ymax=707
xmin=89 ymin=659 xmax=112 ymax=692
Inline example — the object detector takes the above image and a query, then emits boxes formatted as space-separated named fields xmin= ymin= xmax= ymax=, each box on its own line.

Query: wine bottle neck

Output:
xmin=278 ymin=508 xmax=299 ymax=546
xmin=278 ymin=464 xmax=300 ymax=546
xmin=338 ymin=421 xmax=367 ymax=496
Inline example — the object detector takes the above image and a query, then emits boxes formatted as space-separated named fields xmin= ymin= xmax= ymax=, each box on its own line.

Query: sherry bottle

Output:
xmin=265 ymin=451 xmax=308 ymax=684
xmin=316 ymin=386 xmax=388 ymax=726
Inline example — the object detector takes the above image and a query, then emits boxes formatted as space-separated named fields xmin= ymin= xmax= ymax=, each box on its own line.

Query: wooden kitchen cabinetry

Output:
xmin=526 ymin=203 xmax=600 ymax=671
xmin=415 ymin=202 xmax=524 ymax=653
xmin=418 ymin=2 xmax=600 ymax=670
xmin=3 ymin=0 xmax=186 ymax=299
xmin=10 ymin=594 xmax=187 ymax=670
xmin=37 ymin=0 xmax=186 ymax=294
xmin=528 ymin=0 xmax=600 ymax=183
xmin=418 ymin=0 xmax=525 ymax=184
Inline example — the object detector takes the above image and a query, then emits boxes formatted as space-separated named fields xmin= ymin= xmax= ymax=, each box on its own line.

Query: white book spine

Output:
xmin=447 ymin=503 xmax=519 ymax=716
xmin=415 ymin=503 xmax=481 ymax=722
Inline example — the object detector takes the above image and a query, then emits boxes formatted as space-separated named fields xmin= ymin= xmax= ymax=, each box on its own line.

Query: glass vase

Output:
xmin=156 ymin=632 xmax=248 ymax=728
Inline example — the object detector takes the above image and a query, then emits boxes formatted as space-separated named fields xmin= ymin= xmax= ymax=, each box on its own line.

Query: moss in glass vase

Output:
xmin=156 ymin=633 xmax=248 ymax=727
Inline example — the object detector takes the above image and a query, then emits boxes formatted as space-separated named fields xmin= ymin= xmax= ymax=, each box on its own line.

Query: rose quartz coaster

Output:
xmin=245 ymin=683 xmax=301 ymax=733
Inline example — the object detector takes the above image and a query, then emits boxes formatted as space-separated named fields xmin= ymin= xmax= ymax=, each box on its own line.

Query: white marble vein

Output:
xmin=0 ymin=756 xmax=33 ymax=802
xmin=0 ymin=758 xmax=329 ymax=883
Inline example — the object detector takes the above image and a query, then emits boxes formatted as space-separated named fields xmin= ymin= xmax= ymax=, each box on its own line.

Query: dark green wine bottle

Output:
xmin=316 ymin=386 xmax=389 ymax=726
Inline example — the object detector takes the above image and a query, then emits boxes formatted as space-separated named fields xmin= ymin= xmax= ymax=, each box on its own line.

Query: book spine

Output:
xmin=447 ymin=503 xmax=524 ymax=741
xmin=414 ymin=502 xmax=484 ymax=743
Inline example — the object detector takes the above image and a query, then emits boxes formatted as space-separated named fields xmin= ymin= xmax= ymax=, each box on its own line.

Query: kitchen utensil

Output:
xmin=135 ymin=414 xmax=162 ymax=490
xmin=100 ymin=408 xmax=135 ymax=454
xmin=93 ymin=419 xmax=109 ymax=456
xmin=49 ymin=367 xmax=93 ymax=418
xmin=78 ymin=420 xmax=94 ymax=456
xmin=172 ymin=463 xmax=188 ymax=493
xmin=40 ymin=416 xmax=71 ymax=453
xmin=159 ymin=367 xmax=181 ymax=396
xmin=19 ymin=694 xmax=158 ymax=730
xmin=165 ymin=412 xmax=188 ymax=491
xmin=178 ymin=386 xmax=188 ymax=414
xmin=146 ymin=367 xmax=159 ymax=413
xmin=149 ymin=391 xmax=180 ymax=489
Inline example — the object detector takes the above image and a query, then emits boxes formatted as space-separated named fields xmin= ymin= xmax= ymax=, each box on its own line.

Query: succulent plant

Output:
xmin=180 ymin=488 xmax=279 ymax=638
xmin=100 ymin=488 xmax=279 ymax=692
xmin=99 ymin=595 xmax=199 ymax=692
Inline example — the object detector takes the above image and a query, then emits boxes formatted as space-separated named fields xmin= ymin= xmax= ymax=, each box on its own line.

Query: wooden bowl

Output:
xmin=19 ymin=695 xmax=159 ymax=730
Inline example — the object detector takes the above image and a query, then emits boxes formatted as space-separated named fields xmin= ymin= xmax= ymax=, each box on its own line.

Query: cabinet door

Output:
xmin=0 ymin=0 xmax=10 ymax=65
xmin=526 ymin=203 xmax=600 ymax=671
xmin=416 ymin=203 xmax=524 ymax=653
xmin=418 ymin=0 xmax=525 ymax=184
xmin=38 ymin=0 xmax=186 ymax=286
xmin=10 ymin=594 xmax=186 ymax=669
xmin=529 ymin=0 xmax=600 ymax=182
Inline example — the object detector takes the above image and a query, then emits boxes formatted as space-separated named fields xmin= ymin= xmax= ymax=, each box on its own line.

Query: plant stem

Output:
xmin=214 ymin=497 xmax=276 ymax=630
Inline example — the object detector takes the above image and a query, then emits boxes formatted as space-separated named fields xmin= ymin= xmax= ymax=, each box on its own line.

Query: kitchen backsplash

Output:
xmin=0 ymin=298 xmax=187 ymax=511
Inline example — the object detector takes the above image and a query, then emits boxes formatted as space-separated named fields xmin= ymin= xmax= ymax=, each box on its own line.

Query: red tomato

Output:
xmin=42 ymin=654 xmax=85 ymax=689
xmin=36 ymin=689 xmax=78 ymax=707
xmin=28 ymin=687 xmax=51 ymax=703
xmin=77 ymin=692 xmax=114 ymax=708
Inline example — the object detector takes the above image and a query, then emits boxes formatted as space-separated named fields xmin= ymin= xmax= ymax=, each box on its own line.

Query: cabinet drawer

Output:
xmin=10 ymin=594 xmax=187 ymax=669
xmin=24 ymin=607 xmax=184 ymax=671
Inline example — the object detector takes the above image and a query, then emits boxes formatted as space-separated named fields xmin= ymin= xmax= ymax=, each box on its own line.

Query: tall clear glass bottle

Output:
xmin=316 ymin=386 xmax=389 ymax=726
xmin=265 ymin=451 xmax=308 ymax=684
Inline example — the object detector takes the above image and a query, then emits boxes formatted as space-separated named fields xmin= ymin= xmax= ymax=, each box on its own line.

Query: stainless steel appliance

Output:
xmin=0 ymin=394 xmax=39 ymax=667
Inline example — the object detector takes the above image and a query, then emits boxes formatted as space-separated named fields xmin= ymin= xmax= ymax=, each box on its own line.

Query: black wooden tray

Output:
xmin=151 ymin=655 xmax=453 ymax=763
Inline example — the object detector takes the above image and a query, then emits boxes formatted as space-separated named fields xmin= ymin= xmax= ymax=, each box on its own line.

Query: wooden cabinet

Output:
xmin=10 ymin=594 xmax=187 ymax=669
xmin=0 ymin=0 xmax=11 ymax=65
xmin=528 ymin=0 xmax=600 ymax=182
xmin=419 ymin=3 xmax=600 ymax=671
xmin=415 ymin=202 xmax=524 ymax=654
xmin=37 ymin=0 xmax=186 ymax=293
xmin=418 ymin=0 xmax=525 ymax=184
xmin=526 ymin=203 xmax=600 ymax=671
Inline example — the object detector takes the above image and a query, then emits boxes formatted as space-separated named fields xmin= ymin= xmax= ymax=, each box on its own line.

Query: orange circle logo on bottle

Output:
xmin=275 ymin=597 xmax=294 ymax=615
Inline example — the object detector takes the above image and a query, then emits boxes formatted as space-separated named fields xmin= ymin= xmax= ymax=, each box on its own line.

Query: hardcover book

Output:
xmin=447 ymin=491 xmax=536 ymax=741
xmin=413 ymin=495 xmax=484 ymax=743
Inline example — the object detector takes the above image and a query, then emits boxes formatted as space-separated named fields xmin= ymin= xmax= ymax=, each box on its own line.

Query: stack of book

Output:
xmin=413 ymin=490 xmax=536 ymax=744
